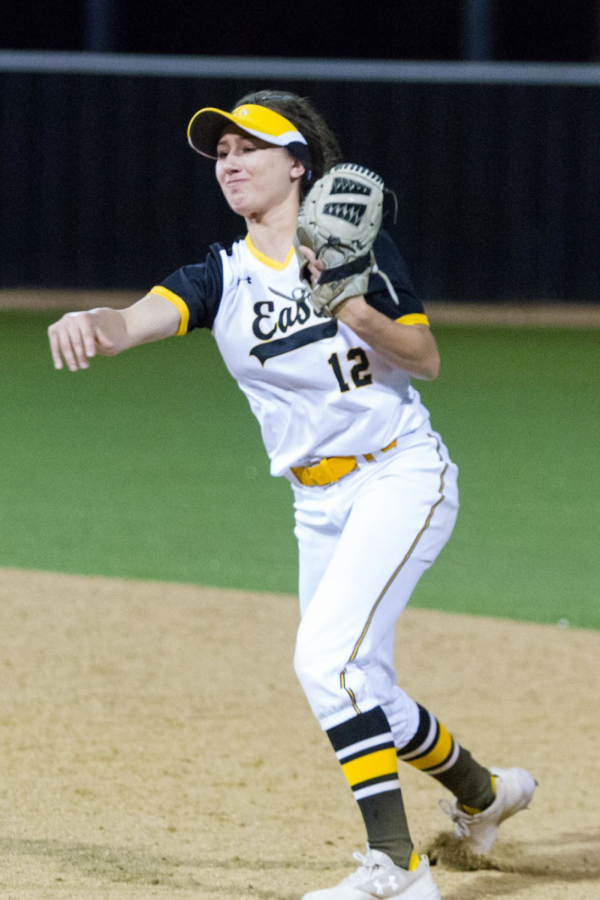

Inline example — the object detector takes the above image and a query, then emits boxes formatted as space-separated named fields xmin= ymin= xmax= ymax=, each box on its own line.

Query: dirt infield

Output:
xmin=0 ymin=567 xmax=598 ymax=900
xmin=2 ymin=289 xmax=600 ymax=327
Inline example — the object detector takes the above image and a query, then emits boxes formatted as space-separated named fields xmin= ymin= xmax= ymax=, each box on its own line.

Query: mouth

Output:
xmin=226 ymin=179 xmax=248 ymax=187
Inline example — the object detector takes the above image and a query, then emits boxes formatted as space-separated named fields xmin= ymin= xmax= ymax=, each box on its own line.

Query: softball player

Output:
xmin=48 ymin=90 xmax=535 ymax=900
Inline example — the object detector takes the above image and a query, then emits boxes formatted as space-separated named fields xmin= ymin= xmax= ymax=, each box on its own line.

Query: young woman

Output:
xmin=48 ymin=90 xmax=535 ymax=900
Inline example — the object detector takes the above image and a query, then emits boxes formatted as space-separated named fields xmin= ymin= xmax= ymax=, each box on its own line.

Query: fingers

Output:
xmin=48 ymin=321 xmax=80 ymax=371
xmin=65 ymin=314 xmax=92 ymax=369
xmin=73 ymin=313 xmax=115 ymax=355
xmin=68 ymin=312 xmax=98 ymax=359
xmin=298 ymin=245 xmax=325 ymax=286
xmin=48 ymin=312 xmax=101 ymax=372
xmin=298 ymin=245 xmax=317 ymax=264
xmin=48 ymin=325 xmax=64 ymax=370
xmin=56 ymin=323 xmax=84 ymax=371
xmin=298 ymin=245 xmax=325 ymax=269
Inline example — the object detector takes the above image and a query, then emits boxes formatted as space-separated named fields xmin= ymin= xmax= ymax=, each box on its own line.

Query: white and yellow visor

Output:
xmin=187 ymin=103 xmax=311 ymax=169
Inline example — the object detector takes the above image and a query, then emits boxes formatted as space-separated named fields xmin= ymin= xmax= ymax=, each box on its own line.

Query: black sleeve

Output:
xmin=365 ymin=230 xmax=427 ymax=322
xmin=155 ymin=242 xmax=225 ymax=333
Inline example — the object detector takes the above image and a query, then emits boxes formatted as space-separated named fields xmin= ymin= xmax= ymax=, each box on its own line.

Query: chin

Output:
xmin=226 ymin=194 xmax=253 ymax=216
xmin=230 ymin=201 xmax=266 ymax=220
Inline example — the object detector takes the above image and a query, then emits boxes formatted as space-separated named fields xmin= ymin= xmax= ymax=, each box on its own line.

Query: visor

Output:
xmin=187 ymin=104 xmax=311 ymax=171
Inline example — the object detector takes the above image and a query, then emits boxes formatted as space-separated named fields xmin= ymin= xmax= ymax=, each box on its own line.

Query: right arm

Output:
xmin=48 ymin=293 xmax=181 ymax=371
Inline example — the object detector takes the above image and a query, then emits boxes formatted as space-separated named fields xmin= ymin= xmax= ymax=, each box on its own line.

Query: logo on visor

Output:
xmin=237 ymin=108 xmax=249 ymax=116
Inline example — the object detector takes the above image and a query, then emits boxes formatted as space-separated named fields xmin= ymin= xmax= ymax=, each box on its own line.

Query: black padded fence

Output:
xmin=1 ymin=60 xmax=600 ymax=302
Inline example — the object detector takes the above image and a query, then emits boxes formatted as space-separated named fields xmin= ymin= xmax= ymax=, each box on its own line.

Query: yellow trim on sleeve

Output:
xmin=341 ymin=747 xmax=398 ymax=787
xmin=149 ymin=286 xmax=190 ymax=336
xmin=396 ymin=313 xmax=430 ymax=326
xmin=245 ymin=234 xmax=295 ymax=271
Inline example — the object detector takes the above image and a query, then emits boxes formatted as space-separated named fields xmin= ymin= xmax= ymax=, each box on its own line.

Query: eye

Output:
xmin=216 ymin=149 xmax=228 ymax=159
xmin=243 ymin=144 xmax=257 ymax=153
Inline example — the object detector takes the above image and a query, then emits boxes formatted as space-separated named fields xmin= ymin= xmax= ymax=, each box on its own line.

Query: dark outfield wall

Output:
xmin=2 ymin=71 xmax=600 ymax=301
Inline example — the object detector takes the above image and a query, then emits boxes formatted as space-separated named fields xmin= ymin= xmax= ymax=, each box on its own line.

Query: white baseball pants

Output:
xmin=292 ymin=426 xmax=459 ymax=747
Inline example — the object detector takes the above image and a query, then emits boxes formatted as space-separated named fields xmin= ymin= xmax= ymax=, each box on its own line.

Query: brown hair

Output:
xmin=234 ymin=90 xmax=342 ymax=198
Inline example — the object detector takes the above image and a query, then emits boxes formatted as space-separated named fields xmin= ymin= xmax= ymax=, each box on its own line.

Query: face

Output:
xmin=215 ymin=126 xmax=305 ymax=218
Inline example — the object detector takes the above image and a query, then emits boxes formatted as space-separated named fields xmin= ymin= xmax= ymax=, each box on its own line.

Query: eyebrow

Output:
xmin=217 ymin=133 xmax=257 ymax=146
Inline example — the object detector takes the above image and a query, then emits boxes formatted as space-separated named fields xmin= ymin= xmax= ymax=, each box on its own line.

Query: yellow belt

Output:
xmin=291 ymin=440 xmax=397 ymax=487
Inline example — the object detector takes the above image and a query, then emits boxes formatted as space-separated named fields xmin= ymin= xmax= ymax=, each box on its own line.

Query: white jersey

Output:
xmin=151 ymin=231 xmax=432 ymax=478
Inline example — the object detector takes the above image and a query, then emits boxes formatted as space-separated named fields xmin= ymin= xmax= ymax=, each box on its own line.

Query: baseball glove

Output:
xmin=295 ymin=163 xmax=399 ymax=316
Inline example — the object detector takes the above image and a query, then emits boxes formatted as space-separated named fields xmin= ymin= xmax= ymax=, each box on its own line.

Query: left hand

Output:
xmin=297 ymin=245 xmax=325 ymax=286
xmin=298 ymin=245 xmax=365 ymax=318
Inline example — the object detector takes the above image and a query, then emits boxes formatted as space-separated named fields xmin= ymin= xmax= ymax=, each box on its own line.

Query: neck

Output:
xmin=245 ymin=196 xmax=299 ymax=263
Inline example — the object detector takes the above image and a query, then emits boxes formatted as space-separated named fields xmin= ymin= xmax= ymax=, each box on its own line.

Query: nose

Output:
xmin=222 ymin=151 xmax=242 ymax=172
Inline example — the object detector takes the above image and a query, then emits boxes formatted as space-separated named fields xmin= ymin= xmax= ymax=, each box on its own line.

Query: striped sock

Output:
xmin=397 ymin=704 xmax=496 ymax=812
xmin=327 ymin=706 xmax=416 ymax=869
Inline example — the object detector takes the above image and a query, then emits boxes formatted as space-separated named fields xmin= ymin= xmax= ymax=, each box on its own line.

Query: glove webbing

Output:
xmin=316 ymin=252 xmax=371 ymax=285
xmin=315 ymin=252 xmax=401 ymax=306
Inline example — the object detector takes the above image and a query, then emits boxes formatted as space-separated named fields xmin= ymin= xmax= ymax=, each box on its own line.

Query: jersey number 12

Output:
xmin=327 ymin=348 xmax=372 ymax=392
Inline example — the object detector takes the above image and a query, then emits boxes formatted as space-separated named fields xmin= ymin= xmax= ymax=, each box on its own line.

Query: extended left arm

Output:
xmin=335 ymin=295 xmax=439 ymax=380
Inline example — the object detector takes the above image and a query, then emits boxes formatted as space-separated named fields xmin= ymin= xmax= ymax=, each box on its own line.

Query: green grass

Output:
xmin=1 ymin=312 xmax=599 ymax=628
xmin=417 ymin=326 xmax=600 ymax=629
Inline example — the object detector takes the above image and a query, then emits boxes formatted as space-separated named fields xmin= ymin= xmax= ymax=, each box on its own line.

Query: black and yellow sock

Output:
xmin=327 ymin=706 xmax=417 ymax=869
xmin=397 ymin=704 xmax=495 ymax=812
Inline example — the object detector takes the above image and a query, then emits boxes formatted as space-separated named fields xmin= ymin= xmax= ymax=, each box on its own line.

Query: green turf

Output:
xmin=417 ymin=326 xmax=600 ymax=630
xmin=1 ymin=311 xmax=599 ymax=628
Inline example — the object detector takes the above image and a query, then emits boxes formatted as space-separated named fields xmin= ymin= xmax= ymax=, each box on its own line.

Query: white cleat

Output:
xmin=440 ymin=766 xmax=537 ymax=855
xmin=302 ymin=848 xmax=441 ymax=900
